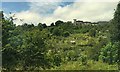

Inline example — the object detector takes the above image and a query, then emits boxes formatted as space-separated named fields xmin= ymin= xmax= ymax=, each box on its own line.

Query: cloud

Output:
xmin=29 ymin=2 xmax=59 ymax=15
xmin=52 ymin=2 xmax=117 ymax=22
xmin=2 ymin=0 xmax=119 ymax=2
xmin=13 ymin=11 xmax=41 ymax=25
xmin=12 ymin=1 xmax=64 ymax=25
xmin=13 ymin=1 xmax=118 ymax=26
xmin=28 ymin=1 xmax=74 ymax=15
xmin=75 ymin=0 xmax=119 ymax=2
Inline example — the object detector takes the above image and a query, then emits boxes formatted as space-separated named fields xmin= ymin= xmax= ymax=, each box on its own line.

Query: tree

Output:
xmin=38 ymin=23 xmax=47 ymax=29
xmin=50 ymin=23 xmax=54 ymax=26
xmin=42 ymin=23 xmax=47 ymax=28
xmin=67 ymin=50 xmax=78 ymax=61
xmin=55 ymin=20 xmax=64 ymax=26
xmin=27 ymin=24 xmax=34 ymax=28
xmin=53 ymin=54 xmax=62 ymax=66
xmin=89 ymin=28 xmax=96 ymax=37
xmin=99 ymin=42 xmax=118 ymax=64
xmin=2 ymin=44 xmax=20 ymax=70
xmin=110 ymin=2 xmax=120 ymax=66
xmin=63 ymin=31 xmax=70 ymax=37
xmin=21 ymin=23 xmax=34 ymax=31
xmin=21 ymin=30 xmax=50 ymax=70
xmin=38 ymin=23 xmax=43 ymax=30
xmin=2 ymin=12 xmax=19 ymax=70
xmin=81 ymin=55 xmax=88 ymax=65
xmin=52 ymin=28 xmax=62 ymax=36
xmin=111 ymin=2 xmax=120 ymax=42
xmin=0 ymin=11 xmax=4 ymax=19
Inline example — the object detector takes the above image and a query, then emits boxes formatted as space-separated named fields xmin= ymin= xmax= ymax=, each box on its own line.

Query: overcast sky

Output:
xmin=1 ymin=0 xmax=119 ymax=26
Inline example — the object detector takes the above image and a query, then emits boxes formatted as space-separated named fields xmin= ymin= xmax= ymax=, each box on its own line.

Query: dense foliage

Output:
xmin=1 ymin=2 xmax=120 ymax=70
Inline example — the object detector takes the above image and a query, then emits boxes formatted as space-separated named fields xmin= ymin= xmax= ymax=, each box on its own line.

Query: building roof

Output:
xmin=76 ymin=20 xmax=83 ymax=22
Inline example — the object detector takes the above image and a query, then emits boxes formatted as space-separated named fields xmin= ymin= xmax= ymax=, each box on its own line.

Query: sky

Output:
xmin=1 ymin=0 xmax=119 ymax=26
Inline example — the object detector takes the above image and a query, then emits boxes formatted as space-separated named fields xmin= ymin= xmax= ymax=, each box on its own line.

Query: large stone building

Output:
xmin=73 ymin=19 xmax=92 ymax=25
xmin=73 ymin=19 xmax=108 ymax=26
xmin=73 ymin=19 xmax=84 ymax=25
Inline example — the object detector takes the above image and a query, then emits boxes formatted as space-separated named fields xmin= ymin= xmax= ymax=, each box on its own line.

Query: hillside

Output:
xmin=1 ymin=2 xmax=120 ymax=71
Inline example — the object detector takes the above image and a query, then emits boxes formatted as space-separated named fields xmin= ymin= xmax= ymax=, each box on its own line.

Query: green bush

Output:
xmin=99 ymin=42 xmax=118 ymax=64
xmin=63 ymin=31 xmax=70 ymax=37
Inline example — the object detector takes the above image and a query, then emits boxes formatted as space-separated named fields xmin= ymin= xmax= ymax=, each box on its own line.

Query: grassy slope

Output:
xmin=45 ymin=29 xmax=118 ymax=70
xmin=53 ymin=60 xmax=118 ymax=70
